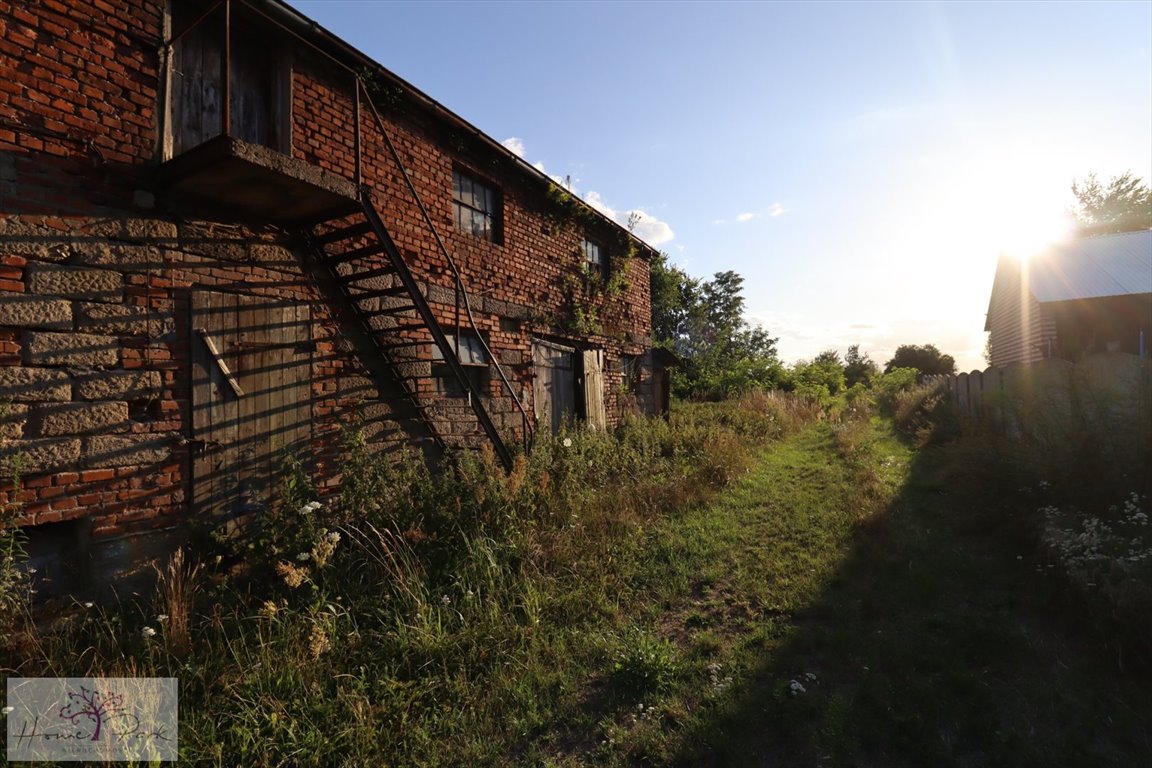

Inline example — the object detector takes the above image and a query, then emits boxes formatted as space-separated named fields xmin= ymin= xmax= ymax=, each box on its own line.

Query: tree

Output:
xmin=884 ymin=344 xmax=956 ymax=376
xmin=843 ymin=344 xmax=879 ymax=388
xmin=1070 ymin=171 xmax=1152 ymax=235
xmin=649 ymin=251 xmax=695 ymax=350
xmin=790 ymin=350 xmax=845 ymax=402
xmin=649 ymin=259 xmax=784 ymax=399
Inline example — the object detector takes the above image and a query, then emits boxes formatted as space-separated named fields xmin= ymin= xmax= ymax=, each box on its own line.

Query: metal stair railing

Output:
xmin=355 ymin=195 xmax=516 ymax=471
xmin=357 ymin=81 xmax=535 ymax=455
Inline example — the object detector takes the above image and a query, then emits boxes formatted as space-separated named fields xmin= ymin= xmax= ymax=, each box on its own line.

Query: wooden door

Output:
xmin=170 ymin=5 xmax=286 ymax=156
xmin=582 ymin=349 xmax=607 ymax=429
xmin=532 ymin=340 xmax=576 ymax=433
xmin=191 ymin=292 xmax=312 ymax=535
xmin=170 ymin=9 xmax=222 ymax=156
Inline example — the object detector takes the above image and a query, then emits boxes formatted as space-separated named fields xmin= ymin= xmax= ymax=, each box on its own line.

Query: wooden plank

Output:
xmin=196 ymin=328 xmax=244 ymax=397
xmin=533 ymin=342 xmax=552 ymax=429
xmin=583 ymin=349 xmax=607 ymax=430
xmin=290 ymin=303 xmax=313 ymax=460
xmin=192 ymin=291 xmax=241 ymax=521
xmin=265 ymin=300 xmax=289 ymax=497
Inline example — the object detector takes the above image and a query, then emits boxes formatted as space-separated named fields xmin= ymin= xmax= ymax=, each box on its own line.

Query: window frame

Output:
xmin=583 ymin=236 xmax=607 ymax=278
xmin=431 ymin=331 xmax=491 ymax=397
xmin=452 ymin=168 xmax=502 ymax=244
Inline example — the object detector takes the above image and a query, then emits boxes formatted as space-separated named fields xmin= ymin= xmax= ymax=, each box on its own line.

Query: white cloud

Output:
xmin=736 ymin=212 xmax=759 ymax=223
xmin=769 ymin=202 xmax=786 ymax=217
xmin=583 ymin=191 xmax=675 ymax=247
xmin=499 ymin=138 xmax=674 ymax=247
xmin=501 ymin=137 xmax=526 ymax=158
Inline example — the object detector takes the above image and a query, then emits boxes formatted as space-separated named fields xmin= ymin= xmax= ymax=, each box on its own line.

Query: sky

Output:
xmin=289 ymin=0 xmax=1152 ymax=371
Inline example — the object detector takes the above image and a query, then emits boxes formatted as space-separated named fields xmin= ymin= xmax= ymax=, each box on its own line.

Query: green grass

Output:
xmin=4 ymin=403 xmax=1150 ymax=766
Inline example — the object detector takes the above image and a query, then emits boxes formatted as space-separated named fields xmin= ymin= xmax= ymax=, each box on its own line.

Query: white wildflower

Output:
xmin=2 ymin=706 xmax=14 ymax=715
xmin=156 ymin=614 xmax=168 ymax=622
xmin=326 ymin=531 xmax=341 ymax=544
xmin=562 ymin=437 xmax=572 ymax=447
xmin=83 ymin=601 xmax=94 ymax=609
xmin=301 ymin=501 xmax=322 ymax=513
xmin=789 ymin=680 xmax=807 ymax=695
xmin=141 ymin=626 xmax=157 ymax=638
xmin=296 ymin=552 xmax=311 ymax=562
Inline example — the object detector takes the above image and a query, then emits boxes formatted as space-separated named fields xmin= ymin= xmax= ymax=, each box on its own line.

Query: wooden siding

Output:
xmin=987 ymin=263 xmax=1058 ymax=367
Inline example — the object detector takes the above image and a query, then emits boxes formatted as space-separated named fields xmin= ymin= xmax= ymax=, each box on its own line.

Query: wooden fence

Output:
xmin=923 ymin=354 xmax=1152 ymax=444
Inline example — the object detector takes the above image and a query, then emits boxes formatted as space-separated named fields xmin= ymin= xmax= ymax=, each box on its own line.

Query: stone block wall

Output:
xmin=0 ymin=212 xmax=401 ymax=595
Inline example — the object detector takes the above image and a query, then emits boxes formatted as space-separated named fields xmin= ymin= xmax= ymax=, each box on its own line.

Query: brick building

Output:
xmin=0 ymin=0 xmax=664 ymax=592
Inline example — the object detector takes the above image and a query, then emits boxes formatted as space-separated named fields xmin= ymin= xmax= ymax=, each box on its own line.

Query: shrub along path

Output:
xmin=550 ymin=418 xmax=1152 ymax=766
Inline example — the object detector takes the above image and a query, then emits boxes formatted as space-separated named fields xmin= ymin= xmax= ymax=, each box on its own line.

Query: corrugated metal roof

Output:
xmin=1028 ymin=229 xmax=1152 ymax=302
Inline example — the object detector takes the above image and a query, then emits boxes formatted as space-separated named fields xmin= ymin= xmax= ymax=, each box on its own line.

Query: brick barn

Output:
xmin=0 ymin=0 xmax=666 ymax=593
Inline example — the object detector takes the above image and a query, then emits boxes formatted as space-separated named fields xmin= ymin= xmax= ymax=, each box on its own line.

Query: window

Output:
xmin=583 ymin=238 xmax=606 ymax=278
xmin=432 ymin=332 xmax=489 ymax=397
xmin=452 ymin=170 xmax=501 ymax=242
xmin=620 ymin=354 xmax=643 ymax=393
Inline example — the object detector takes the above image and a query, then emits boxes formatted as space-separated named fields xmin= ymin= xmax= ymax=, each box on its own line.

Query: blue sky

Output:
xmin=289 ymin=0 xmax=1152 ymax=371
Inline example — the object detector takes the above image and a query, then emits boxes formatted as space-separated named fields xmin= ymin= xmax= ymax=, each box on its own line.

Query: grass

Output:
xmin=3 ymin=397 xmax=1150 ymax=766
xmin=665 ymin=418 xmax=1152 ymax=768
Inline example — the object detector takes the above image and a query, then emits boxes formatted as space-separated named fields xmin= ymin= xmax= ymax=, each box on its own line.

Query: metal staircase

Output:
xmin=302 ymin=192 xmax=527 ymax=472
xmin=163 ymin=0 xmax=533 ymax=470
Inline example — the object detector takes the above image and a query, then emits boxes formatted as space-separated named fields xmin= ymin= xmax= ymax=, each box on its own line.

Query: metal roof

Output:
xmin=1028 ymin=229 xmax=1152 ymax=302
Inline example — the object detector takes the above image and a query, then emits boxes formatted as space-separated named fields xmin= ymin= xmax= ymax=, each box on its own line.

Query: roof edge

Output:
xmin=255 ymin=0 xmax=660 ymax=259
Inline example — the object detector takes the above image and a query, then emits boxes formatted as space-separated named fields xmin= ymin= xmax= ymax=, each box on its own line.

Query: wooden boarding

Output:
xmin=191 ymin=291 xmax=312 ymax=534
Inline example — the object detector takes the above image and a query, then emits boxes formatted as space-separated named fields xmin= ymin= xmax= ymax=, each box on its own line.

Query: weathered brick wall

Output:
xmin=0 ymin=0 xmax=161 ymax=213
xmin=1 ymin=0 xmax=654 ymax=589
xmin=292 ymin=50 xmax=653 ymax=434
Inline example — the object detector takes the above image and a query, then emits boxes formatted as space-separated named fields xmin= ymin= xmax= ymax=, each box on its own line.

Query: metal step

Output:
xmin=328 ymin=243 xmax=385 ymax=265
xmin=348 ymin=285 xmax=411 ymax=302
xmin=360 ymin=303 xmax=419 ymax=318
xmin=376 ymin=337 xmax=426 ymax=352
xmin=339 ymin=264 xmax=397 ymax=282
xmin=316 ymin=221 xmax=374 ymax=244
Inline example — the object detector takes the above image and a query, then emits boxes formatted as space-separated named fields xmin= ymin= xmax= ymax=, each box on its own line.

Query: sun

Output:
xmin=987 ymin=205 xmax=1076 ymax=261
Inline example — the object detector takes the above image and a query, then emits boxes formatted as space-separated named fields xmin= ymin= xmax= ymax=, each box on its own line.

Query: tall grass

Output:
xmin=2 ymin=390 xmax=817 ymax=766
xmin=893 ymin=375 xmax=1152 ymax=670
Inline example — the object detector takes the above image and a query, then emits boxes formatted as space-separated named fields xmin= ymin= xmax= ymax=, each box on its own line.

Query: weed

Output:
xmin=610 ymin=627 xmax=682 ymax=698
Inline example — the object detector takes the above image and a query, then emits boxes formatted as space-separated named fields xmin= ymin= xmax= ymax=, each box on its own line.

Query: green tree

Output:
xmin=649 ymin=251 xmax=696 ymax=350
xmin=790 ymin=350 xmax=846 ymax=402
xmin=649 ymin=261 xmax=784 ymax=399
xmin=843 ymin=344 xmax=879 ymax=388
xmin=1070 ymin=171 xmax=1152 ymax=235
xmin=884 ymin=344 xmax=956 ymax=376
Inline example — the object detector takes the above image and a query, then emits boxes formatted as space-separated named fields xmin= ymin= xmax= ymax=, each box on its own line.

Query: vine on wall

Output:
xmin=545 ymin=184 xmax=641 ymax=337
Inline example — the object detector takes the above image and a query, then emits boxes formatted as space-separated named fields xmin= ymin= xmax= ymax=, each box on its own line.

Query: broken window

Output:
xmin=452 ymin=169 xmax=501 ymax=243
xmin=620 ymin=354 xmax=643 ymax=393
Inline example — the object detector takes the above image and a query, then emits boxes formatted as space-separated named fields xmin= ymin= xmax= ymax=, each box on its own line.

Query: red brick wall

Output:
xmin=0 ymin=0 xmax=654 ymax=588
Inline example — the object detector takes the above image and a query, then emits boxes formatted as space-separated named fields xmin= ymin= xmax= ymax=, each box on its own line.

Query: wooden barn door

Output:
xmin=582 ymin=349 xmax=607 ymax=429
xmin=533 ymin=339 xmax=576 ymax=433
xmin=191 ymin=292 xmax=312 ymax=535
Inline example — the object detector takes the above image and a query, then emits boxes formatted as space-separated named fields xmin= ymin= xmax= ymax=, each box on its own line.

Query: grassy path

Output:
xmin=552 ymin=419 xmax=1152 ymax=767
